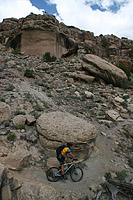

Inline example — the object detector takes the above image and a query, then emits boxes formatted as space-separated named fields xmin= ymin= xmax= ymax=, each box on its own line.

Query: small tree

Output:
xmin=7 ymin=133 xmax=16 ymax=141
xmin=43 ymin=52 xmax=56 ymax=62
xmin=24 ymin=69 xmax=35 ymax=78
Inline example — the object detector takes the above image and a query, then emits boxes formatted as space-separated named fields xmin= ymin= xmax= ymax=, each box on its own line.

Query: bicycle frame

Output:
xmin=55 ymin=162 xmax=75 ymax=177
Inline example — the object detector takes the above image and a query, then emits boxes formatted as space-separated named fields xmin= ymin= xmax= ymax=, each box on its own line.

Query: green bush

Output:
xmin=43 ymin=52 xmax=56 ymax=62
xmin=7 ymin=133 xmax=16 ymax=141
xmin=128 ymin=158 xmax=133 ymax=168
xmin=104 ymin=172 xmax=112 ymax=180
xmin=120 ymin=101 xmax=128 ymax=109
xmin=3 ymin=120 xmax=11 ymax=127
xmin=119 ymin=61 xmax=131 ymax=80
xmin=98 ymin=111 xmax=105 ymax=116
xmin=123 ymin=94 xmax=130 ymax=100
xmin=30 ymin=111 xmax=40 ymax=119
xmin=12 ymin=48 xmax=21 ymax=55
xmin=5 ymin=84 xmax=15 ymax=91
xmin=18 ymin=124 xmax=25 ymax=130
xmin=123 ymin=131 xmax=131 ymax=138
xmin=116 ymin=170 xmax=127 ymax=180
xmin=84 ymin=46 xmax=90 ymax=54
xmin=35 ymin=104 xmax=43 ymax=112
xmin=128 ymin=145 xmax=133 ymax=152
xmin=24 ymin=69 xmax=35 ymax=78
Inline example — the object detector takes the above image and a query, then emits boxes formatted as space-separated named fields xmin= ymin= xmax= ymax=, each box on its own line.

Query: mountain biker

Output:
xmin=56 ymin=142 xmax=77 ymax=178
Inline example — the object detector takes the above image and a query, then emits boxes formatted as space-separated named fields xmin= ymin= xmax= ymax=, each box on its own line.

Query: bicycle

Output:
xmin=46 ymin=159 xmax=83 ymax=182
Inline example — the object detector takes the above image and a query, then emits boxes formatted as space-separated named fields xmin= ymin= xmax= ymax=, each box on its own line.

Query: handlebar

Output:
xmin=72 ymin=158 xmax=78 ymax=161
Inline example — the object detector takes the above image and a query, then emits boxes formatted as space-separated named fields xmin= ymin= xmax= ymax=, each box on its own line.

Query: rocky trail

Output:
xmin=9 ymin=122 xmax=132 ymax=199
xmin=9 ymin=134 xmax=114 ymax=199
xmin=0 ymin=47 xmax=133 ymax=199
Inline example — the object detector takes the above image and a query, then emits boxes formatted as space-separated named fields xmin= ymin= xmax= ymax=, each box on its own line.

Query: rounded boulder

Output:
xmin=36 ymin=111 xmax=98 ymax=160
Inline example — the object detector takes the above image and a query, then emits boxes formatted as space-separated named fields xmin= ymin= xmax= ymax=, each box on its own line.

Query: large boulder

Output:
xmin=16 ymin=180 xmax=70 ymax=200
xmin=1 ymin=148 xmax=32 ymax=171
xmin=36 ymin=111 xmax=98 ymax=160
xmin=82 ymin=54 xmax=128 ymax=87
xmin=0 ymin=163 xmax=11 ymax=200
xmin=0 ymin=102 xmax=11 ymax=123
xmin=13 ymin=115 xmax=26 ymax=127
xmin=0 ymin=163 xmax=8 ymax=189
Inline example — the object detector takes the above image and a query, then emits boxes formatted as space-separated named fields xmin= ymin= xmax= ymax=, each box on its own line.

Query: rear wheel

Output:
xmin=46 ymin=167 xmax=60 ymax=182
xmin=70 ymin=166 xmax=83 ymax=182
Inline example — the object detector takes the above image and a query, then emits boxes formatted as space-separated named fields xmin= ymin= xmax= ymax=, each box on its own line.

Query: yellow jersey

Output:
xmin=61 ymin=147 xmax=70 ymax=157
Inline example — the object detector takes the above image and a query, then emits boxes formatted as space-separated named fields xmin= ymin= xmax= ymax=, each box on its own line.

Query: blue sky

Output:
xmin=0 ymin=0 xmax=133 ymax=40
xmin=30 ymin=0 xmax=57 ymax=14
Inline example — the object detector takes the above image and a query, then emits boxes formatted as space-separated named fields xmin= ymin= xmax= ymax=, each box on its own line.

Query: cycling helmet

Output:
xmin=67 ymin=142 xmax=73 ymax=147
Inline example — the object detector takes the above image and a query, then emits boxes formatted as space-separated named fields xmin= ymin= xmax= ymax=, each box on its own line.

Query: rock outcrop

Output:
xmin=0 ymin=13 xmax=133 ymax=71
xmin=0 ymin=14 xmax=78 ymax=58
xmin=36 ymin=111 xmax=98 ymax=160
xmin=82 ymin=54 xmax=128 ymax=87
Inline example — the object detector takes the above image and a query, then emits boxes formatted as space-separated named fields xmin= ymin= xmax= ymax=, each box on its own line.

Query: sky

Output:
xmin=0 ymin=0 xmax=133 ymax=40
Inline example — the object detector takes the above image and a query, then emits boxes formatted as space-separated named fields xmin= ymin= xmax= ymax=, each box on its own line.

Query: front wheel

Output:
xmin=70 ymin=166 xmax=83 ymax=182
xmin=46 ymin=167 xmax=60 ymax=182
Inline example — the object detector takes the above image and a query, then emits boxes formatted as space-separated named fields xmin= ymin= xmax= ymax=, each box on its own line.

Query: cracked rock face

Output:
xmin=36 ymin=111 xmax=98 ymax=160
xmin=82 ymin=54 xmax=128 ymax=87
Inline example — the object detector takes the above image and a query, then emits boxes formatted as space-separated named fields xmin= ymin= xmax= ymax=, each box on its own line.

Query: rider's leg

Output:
xmin=61 ymin=164 xmax=64 ymax=176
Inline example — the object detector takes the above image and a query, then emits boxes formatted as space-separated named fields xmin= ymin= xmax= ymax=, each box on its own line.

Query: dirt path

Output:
xmin=10 ymin=132 xmax=125 ymax=199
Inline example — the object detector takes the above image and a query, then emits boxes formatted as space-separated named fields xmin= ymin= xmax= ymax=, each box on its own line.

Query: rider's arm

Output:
xmin=68 ymin=152 xmax=77 ymax=159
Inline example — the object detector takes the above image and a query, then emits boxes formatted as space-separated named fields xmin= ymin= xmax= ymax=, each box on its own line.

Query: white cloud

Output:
xmin=49 ymin=0 xmax=133 ymax=39
xmin=0 ymin=0 xmax=44 ymax=22
xmin=85 ymin=0 xmax=128 ymax=9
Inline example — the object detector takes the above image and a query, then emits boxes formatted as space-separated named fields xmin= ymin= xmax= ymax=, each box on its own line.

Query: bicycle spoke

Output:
xmin=46 ymin=167 xmax=60 ymax=182
xmin=70 ymin=167 xmax=83 ymax=182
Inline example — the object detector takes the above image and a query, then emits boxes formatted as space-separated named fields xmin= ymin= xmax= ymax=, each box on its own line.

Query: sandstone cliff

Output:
xmin=0 ymin=13 xmax=133 ymax=71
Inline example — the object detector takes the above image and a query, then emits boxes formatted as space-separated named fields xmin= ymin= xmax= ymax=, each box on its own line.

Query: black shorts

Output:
xmin=57 ymin=156 xmax=65 ymax=165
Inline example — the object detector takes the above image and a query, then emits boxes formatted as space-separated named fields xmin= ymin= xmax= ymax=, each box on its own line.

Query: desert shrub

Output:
xmin=24 ymin=69 xmax=35 ymax=78
xmin=116 ymin=170 xmax=127 ymax=180
xmin=3 ymin=120 xmax=11 ymax=127
xmin=84 ymin=46 xmax=92 ymax=54
xmin=123 ymin=94 xmax=130 ymax=100
xmin=43 ymin=52 xmax=56 ymax=62
xmin=128 ymin=145 xmax=133 ymax=152
xmin=7 ymin=133 xmax=16 ymax=141
xmin=104 ymin=172 xmax=112 ymax=180
xmin=12 ymin=48 xmax=21 ymax=55
xmin=128 ymin=158 xmax=133 ymax=168
xmin=119 ymin=61 xmax=131 ymax=80
xmin=111 ymin=90 xmax=116 ymax=95
xmin=35 ymin=104 xmax=43 ymax=112
xmin=118 ymin=142 xmax=125 ymax=151
xmin=18 ymin=124 xmax=25 ymax=130
xmin=30 ymin=111 xmax=40 ymax=119
xmin=123 ymin=131 xmax=131 ymax=138
xmin=5 ymin=84 xmax=15 ymax=91
xmin=120 ymin=101 xmax=128 ymax=109
xmin=98 ymin=111 xmax=105 ymax=116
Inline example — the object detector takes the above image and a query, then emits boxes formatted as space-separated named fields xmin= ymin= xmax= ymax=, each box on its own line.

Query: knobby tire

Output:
xmin=70 ymin=166 xmax=83 ymax=182
xmin=46 ymin=167 xmax=60 ymax=182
